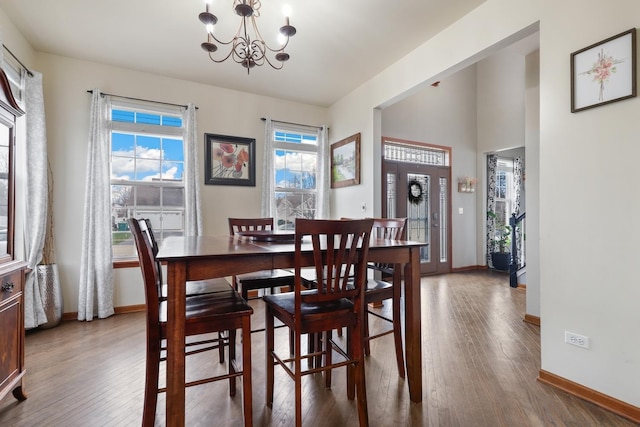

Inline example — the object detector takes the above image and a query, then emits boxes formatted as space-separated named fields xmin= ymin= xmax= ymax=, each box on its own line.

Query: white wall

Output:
xmin=538 ymin=0 xmax=640 ymax=406
xmin=524 ymin=50 xmax=540 ymax=317
xmin=328 ymin=0 xmax=639 ymax=411
xmin=381 ymin=65 xmax=478 ymax=269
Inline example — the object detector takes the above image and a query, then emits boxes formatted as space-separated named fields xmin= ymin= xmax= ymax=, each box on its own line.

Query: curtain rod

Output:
xmin=2 ymin=44 xmax=34 ymax=77
xmin=260 ymin=117 xmax=324 ymax=130
xmin=86 ymin=90 xmax=198 ymax=110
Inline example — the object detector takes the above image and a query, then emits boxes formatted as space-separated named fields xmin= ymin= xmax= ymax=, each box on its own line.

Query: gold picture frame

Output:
xmin=330 ymin=133 xmax=361 ymax=188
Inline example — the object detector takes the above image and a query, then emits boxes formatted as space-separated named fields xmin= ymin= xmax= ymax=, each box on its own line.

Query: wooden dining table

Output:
xmin=157 ymin=233 xmax=427 ymax=426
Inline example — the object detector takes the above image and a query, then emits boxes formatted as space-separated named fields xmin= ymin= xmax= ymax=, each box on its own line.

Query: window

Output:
xmin=494 ymin=158 xmax=515 ymax=229
xmin=270 ymin=124 xmax=321 ymax=229
xmin=110 ymin=101 xmax=185 ymax=259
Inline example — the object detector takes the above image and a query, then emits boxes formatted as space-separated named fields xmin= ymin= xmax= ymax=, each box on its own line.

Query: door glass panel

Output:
xmin=406 ymin=173 xmax=430 ymax=263
xmin=0 ymin=127 xmax=9 ymax=256
xmin=386 ymin=172 xmax=396 ymax=218
xmin=439 ymin=177 xmax=448 ymax=262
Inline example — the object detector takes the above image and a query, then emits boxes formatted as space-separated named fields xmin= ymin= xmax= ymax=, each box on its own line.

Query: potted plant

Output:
xmin=487 ymin=210 xmax=511 ymax=271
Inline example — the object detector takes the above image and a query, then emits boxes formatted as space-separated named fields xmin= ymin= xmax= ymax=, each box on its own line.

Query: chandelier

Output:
xmin=199 ymin=0 xmax=297 ymax=74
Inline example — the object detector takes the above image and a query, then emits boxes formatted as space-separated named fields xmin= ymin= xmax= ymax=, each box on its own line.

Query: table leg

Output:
xmin=404 ymin=247 xmax=423 ymax=402
xmin=166 ymin=261 xmax=187 ymax=426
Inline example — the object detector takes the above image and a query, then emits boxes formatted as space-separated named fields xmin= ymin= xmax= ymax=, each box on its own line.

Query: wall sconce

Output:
xmin=457 ymin=176 xmax=476 ymax=193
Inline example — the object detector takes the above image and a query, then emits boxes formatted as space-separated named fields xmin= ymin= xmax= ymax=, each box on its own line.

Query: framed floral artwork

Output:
xmin=571 ymin=28 xmax=636 ymax=113
xmin=330 ymin=132 xmax=361 ymax=188
xmin=204 ymin=133 xmax=256 ymax=186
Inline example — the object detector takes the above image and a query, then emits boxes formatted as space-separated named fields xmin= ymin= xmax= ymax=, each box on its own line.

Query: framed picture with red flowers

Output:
xmin=204 ymin=133 xmax=256 ymax=186
xmin=571 ymin=28 xmax=636 ymax=113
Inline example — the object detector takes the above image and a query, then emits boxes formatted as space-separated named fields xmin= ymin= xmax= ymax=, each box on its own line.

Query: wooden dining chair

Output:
xmin=128 ymin=218 xmax=253 ymax=427
xmin=143 ymin=218 xmax=234 ymax=362
xmin=365 ymin=217 xmax=407 ymax=379
xmin=228 ymin=217 xmax=295 ymax=300
xmin=264 ymin=218 xmax=374 ymax=427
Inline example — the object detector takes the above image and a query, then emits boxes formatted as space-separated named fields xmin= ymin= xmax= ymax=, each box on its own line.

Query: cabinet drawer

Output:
xmin=0 ymin=271 xmax=23 ymax=304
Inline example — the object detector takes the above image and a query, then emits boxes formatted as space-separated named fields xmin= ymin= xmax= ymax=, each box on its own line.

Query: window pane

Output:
xmin=162 ymin=116 xmax=183 ymax=127
xmin=137 ymin=135 xmax=161 ymax=159
xmin=136 ymin=159 xmax=161 ymax=181
xmin=136 ymin=112 xmax=161 ymax=125
xmin=163 ymin=138 xmax=184 ymax=161
xmin=162 ymin=160 xmax=184 ymax=181
xmin=112 ymin=132 xmax=135 ymax=153
xmin=162 ymin=187 xmax=184 ymax=207
xmin=274 ymin=150 xmax=316 ymax=190
xmin=275 ymin=191 xmax=316 ymax=228
xmin=274 ymin=130 xmax=317 ymax=145
xmin=135 ymin=185 xmax=161 ymax=207
xmin=112 ymin=109 xmax=134 ymax=123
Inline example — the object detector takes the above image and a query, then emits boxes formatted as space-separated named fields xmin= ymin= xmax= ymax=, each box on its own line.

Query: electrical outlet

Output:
xmin=565 ymin=331 xmax=590 ymax=349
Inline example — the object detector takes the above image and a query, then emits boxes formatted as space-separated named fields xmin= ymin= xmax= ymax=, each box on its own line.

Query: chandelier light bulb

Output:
xmin=206 ymin=23 xmax=214 ymax=34
xmin=282 ymin=4 xmax=292 ymax=19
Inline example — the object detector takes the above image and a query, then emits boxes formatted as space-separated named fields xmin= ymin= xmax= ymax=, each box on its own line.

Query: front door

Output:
xmin=382 ymin=140 xmax=451 ymax=275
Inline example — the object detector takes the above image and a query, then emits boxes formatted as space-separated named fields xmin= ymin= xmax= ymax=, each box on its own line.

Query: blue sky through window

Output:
xmin=111 ymin=107 xmax=185 ymax=182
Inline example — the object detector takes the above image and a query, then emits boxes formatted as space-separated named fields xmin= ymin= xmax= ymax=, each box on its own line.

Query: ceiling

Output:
xmin=0 ymin=0 xmax=489 ymax=107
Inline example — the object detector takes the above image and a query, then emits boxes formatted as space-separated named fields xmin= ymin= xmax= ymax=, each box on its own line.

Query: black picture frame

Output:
xmin=204 ymin=133 xmax=256 ymax=186
xmin=571 ymin=28 xmax=637 ymax=113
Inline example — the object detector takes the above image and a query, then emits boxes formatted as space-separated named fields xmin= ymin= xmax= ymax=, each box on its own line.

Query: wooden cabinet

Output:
xmin=0 ymin=67 xmax=26 ymax=405
xmin=0 ymin=260 xmax=27 ymax=402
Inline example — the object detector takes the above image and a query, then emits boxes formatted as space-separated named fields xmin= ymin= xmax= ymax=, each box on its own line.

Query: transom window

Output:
xmin=110 ymin=101 xmax=185 ymax=259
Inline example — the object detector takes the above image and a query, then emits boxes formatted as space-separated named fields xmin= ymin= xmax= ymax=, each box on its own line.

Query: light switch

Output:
xmin=458 ymin=207 xmax=463 ymax=214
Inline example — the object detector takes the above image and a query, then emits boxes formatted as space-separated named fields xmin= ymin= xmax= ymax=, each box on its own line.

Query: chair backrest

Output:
xmin=371 ymin=217 xmax=407 ymax=240
xmin=294 ymin=218 xmax=374 ymax=305
xmin=128 ymin=218 xmax=161 ymax=325
xmin=143 ymin=218 xmax=164 ymax=289
xmin=370 ymin=218 xmax=407 ymax=273
xmin=228 ymin=217 xmax=274 ymax=235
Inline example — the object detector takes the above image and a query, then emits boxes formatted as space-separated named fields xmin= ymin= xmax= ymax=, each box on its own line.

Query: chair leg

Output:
xmin=354 ymin=346 xmax=369 ymax=427
xmin=241 ymin=317 xmax=253 ymax=427
xmin=265 ymin=307 xmax=275 ymax=408
xmin=346 ymin=325 xmax=355 ymax=400
xmin=142 ymin=342 xmax=160 ymax=427
xmin=363 ymin=309 xmax=371 ymax=356
xmin=324 ymin=330 xmax=332 ymax=388
xmin=218 ymin=331 xmax=226 ymax=363
xmin=228 ymin=329 xmax=237 ymax=397
xmin=295 ymin=327 xmax=303 ymax=427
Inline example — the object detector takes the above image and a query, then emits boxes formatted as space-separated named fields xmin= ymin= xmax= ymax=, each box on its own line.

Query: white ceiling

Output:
xmin=0 ymin=0 xmax=489 ymax=107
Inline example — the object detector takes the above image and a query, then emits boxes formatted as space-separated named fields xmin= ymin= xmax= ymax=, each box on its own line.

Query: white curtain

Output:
xmin=261 ymin=118 xmax=276 ymax=217
xmin=23 ymin=71 xmax=48 ymax=329
xmin=78 ymin=90 xmax=114 ymax=321
xmin=316 ymin=125 xmax=329 ymax=219
xmin=486 ymin=154 xmax=497 ymax=267
xmin=183 ymin=103 xmax=202 ymax=235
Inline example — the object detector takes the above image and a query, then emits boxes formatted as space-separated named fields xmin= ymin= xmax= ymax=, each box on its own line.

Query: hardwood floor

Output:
xmin=0 ymin=270 xmax=636 ymax=426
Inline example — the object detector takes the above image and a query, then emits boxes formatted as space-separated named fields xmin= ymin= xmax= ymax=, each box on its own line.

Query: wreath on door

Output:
xmin=408 ymin=179 xmax=424 ymax=205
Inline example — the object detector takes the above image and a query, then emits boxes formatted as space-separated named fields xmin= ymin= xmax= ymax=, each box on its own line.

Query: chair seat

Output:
xmin=264 ymin=290 xmax=354 ymax=318
xmin=158 ymin=290 xmax=253 ymax=325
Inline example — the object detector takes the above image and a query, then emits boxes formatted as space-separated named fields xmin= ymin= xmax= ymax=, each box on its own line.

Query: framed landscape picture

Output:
xmin=571 ymin=28 xmax=636 ymax=112
xmin=330 ymin=133 xmax=361 ymax=188
xmin=204 ymin=133 xmax=256 ymax=186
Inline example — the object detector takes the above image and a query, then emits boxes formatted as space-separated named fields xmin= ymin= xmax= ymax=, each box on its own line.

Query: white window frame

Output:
xmin=270 ymin=123 xmax=321 ymax=228
xmin=109 ymin=99 xmax=186 ymax=260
